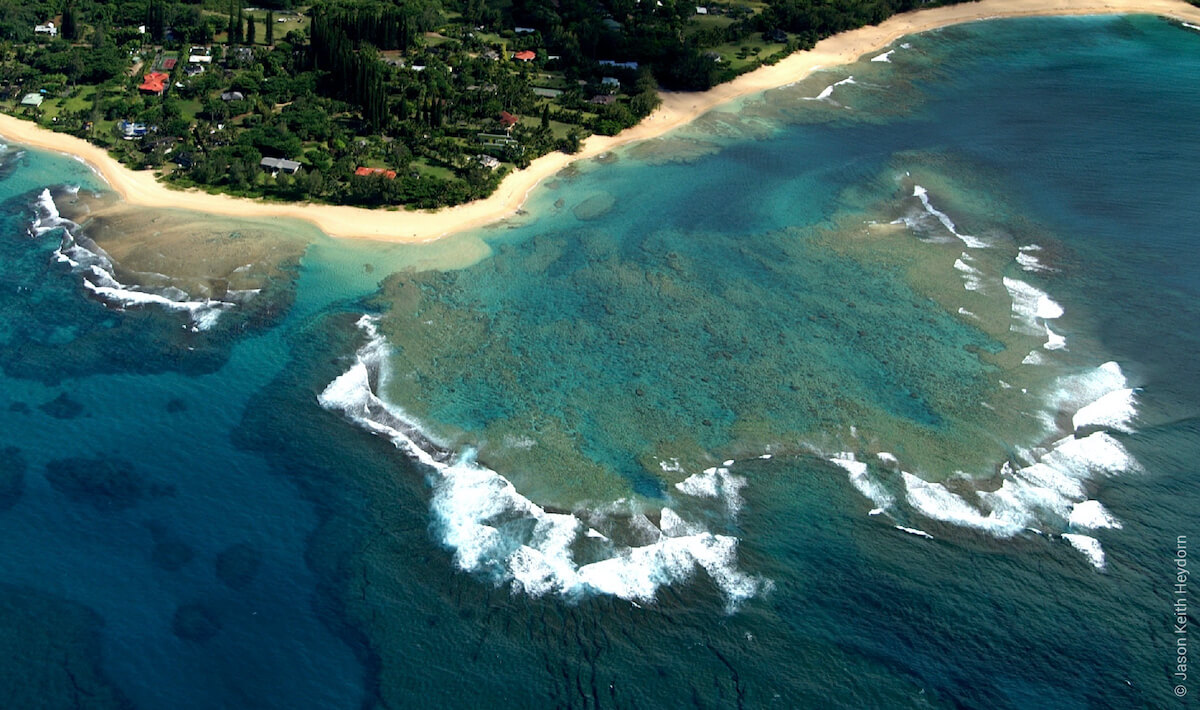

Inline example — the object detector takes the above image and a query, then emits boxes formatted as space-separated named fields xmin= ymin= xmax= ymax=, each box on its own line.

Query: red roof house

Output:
xmin=139 ymin=72 xmax=170 ymax=95
xmin=499 ymin=111 xmax=519 ymax=128
xmin=513 ymin=50 xmax=536 ymax=62
xmin=355 ymin=166 xmax=397 ymax=179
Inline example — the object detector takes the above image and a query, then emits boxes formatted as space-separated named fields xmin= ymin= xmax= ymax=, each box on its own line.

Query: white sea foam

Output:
xmin=1003 ymin=276 xmax=1063 ymax=327
xmin=675 ymin=466 xmax=747 ymax=516
xmin=809 ymin=76 xmax=856 ymax=101
xmin=1062 ymin=533 xmax=1106 ymax=570
xmin=830 ymin=453 xmax=895 ymax=510
xmin=902 ymin=472 xmax=1025 ymax=536
xmin=887 ymin=361 xmax=1139 ymax=569
xmin=30 ymin=189 xmax=236 ymax=330
xmin=953 ymin=253 xmax=985 ymax=291
xmin=1044 ymin=325 xmax=1067 ymax=351
xmin=1017 ymin=245 xmax=1055 ymax=273
xmin=911 ymin=185 xmax=990 ymax=248
xmin=871 ymin=50 xmax=895 ymax=63
xmin=1072 ymin=387 xmax=1137 ymax=433
xmin=658 ymin=458 xmax=685 ymax=474
xmin=895 ymin=525 xmax=934 ymax=539
xmin=319 ymin=317 xmax=767 ymax=609
xmin=1068 ymin=500 xmax=1123 ymax=530
xmin=1183 ymin=21 xmax=1200 ymax=31
xmin=1003 ymin=277 xmax=1064 ymax=350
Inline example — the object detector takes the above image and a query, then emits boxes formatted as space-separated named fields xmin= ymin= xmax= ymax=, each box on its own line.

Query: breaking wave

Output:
xmin=834 ymin=181 xmax=1141 ymax=570
xmin=911 ymin=185 xmax=991 ymax=249
xmin=831 ymin=360 xmax=1138 ymax=570
xmin=29 ymin=188 xmax=243 ymax=331
xmin=807 ymin=75 xmax=856 ymax=102
xmin=318 ymin=316 xmax=769 ymax=610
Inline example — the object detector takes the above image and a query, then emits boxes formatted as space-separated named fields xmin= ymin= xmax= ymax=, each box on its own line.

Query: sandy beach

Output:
xmin=2 ymin=0 xmax=1198 ymax=243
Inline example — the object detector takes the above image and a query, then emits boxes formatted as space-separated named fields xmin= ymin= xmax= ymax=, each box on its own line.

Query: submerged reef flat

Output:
xmin=0 ymin=188 xmax=310 ymax=383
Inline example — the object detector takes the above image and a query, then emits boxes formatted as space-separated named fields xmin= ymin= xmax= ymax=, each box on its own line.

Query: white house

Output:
xmin=34 ymin=22 xmax=57 ymax=37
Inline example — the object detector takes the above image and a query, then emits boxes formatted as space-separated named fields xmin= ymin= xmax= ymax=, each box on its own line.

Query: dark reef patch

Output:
xmin=148 ymin=523 xmax=195 ymax=572
xmin=215 ymin=543 xmax=263 ymax=590
xmin=45 ymin=457 xmax=174 ymax=511
xmin=38 ymin=392 xmax=84 ymax=419
xmin=172 ymin=602 xmax=223 ymax=643
xmin=0 ymin=583 xmax=133 ymax=709
xmin=0 ymin=447 xmax=27 ymax=512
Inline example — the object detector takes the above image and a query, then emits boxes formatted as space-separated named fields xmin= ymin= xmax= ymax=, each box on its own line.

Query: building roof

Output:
xmin=499 ymin=111 xmax=519 ymax=127
xmin=260 ymin=157 xmax=301 ymax=171
xmin=139 ymin=72 xmax=169 ymax=93
xmin=20 ymin=93 xmax=44 ymax=106
xmin=513 ymin=50 xmax=536 ymax=61
xmin=589 ymin=94 xmax=616 ymax=105
xmin=355 ymin=167 xmax=397 ymax=179
xmin=220 ymin=91 xmax=245 ymax=101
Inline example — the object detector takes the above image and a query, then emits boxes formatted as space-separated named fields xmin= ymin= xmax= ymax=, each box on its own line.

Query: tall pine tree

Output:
xmin=62 ymin=2 xmax=78 ymax=41
xmin=227 ymin=0 xmax=236 ymax=44
xmin=265 ymin=11 xmax=274 ymax=45
xmin=247 ymin=15 xmax=256 ymax=45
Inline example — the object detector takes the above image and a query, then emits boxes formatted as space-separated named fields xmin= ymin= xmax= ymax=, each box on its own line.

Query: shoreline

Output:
xmin=3 ymin=0 xmax=1199 ymax=243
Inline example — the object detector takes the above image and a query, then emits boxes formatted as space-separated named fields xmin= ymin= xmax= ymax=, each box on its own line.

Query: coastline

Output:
xmin=3 ymin=0 xmax=1198 ymax=243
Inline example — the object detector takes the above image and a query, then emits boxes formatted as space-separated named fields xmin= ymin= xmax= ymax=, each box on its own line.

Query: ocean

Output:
xmin=1 ymin=14 xmax=1197 ymax=709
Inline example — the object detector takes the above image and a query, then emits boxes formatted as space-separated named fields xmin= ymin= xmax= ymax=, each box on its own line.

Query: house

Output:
xmin=34 ymin=22 xmax=57 ymax=37
xmin=260 ymin=157 xmax=301 ymax=174
xmin=478 ymin=133 xmax=519 ymax=148
xmin=220 ymin=91 xmax=245 ymax=101
xmin=185 ymin=64 xmax=205 ymax=77
xmin=118 ymin=120 xmax=149 ymax=138
xmin=599 ymin=60 xmax=639 ymax=70
xmin=589 ymin=94 xmax=616 ymax=106
xmin=139 ymin=72 xmax=170 ymax=95
xmin=601 ymin=76 xmax=620 ymax=89
xmin=696 ymin=6 xmax=708 ymax=14
xmin=532 ymin=87 xmax=562 ymax=98
xmin=477 ymin=154 xmax=500 ymax=169
xmin=513 ymin=50 xmax=536 ymax=62
xmin=20 ymin=93 xmax=44 ymax=107
xmin=765 ymin=28 xmax=788 ymax=43
xmin=355 ymin=167 xmax=397 ymax=179
xmin=499 ymin=111 xmax=519 ymax=129
xmin=514 ymin=27 xmax=536 ymax=34
xmin=188 ymin=54 xmax=213 ymax=64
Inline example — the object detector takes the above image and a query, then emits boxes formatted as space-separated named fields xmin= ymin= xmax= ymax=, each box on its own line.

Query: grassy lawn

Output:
xmin=411 ymin=157 xmax=456 ymax=180
xmin=177 ymin=99 xmax=203 ymax=122
xmin=709 ymin=39 xmax=787 ymax=72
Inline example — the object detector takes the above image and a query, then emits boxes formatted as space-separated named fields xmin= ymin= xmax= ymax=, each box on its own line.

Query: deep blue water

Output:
xmin=0 ymin=15 xmax=1197 ymax=710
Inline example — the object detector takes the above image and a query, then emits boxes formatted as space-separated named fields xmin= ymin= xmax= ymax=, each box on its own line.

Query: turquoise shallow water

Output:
xmin=1 ymin=15 xmax=1198 ymax=709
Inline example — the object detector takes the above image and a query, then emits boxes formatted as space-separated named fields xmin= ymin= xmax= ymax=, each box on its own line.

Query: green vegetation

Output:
xmin=1 ymin=0 xmax=967 ymax=208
